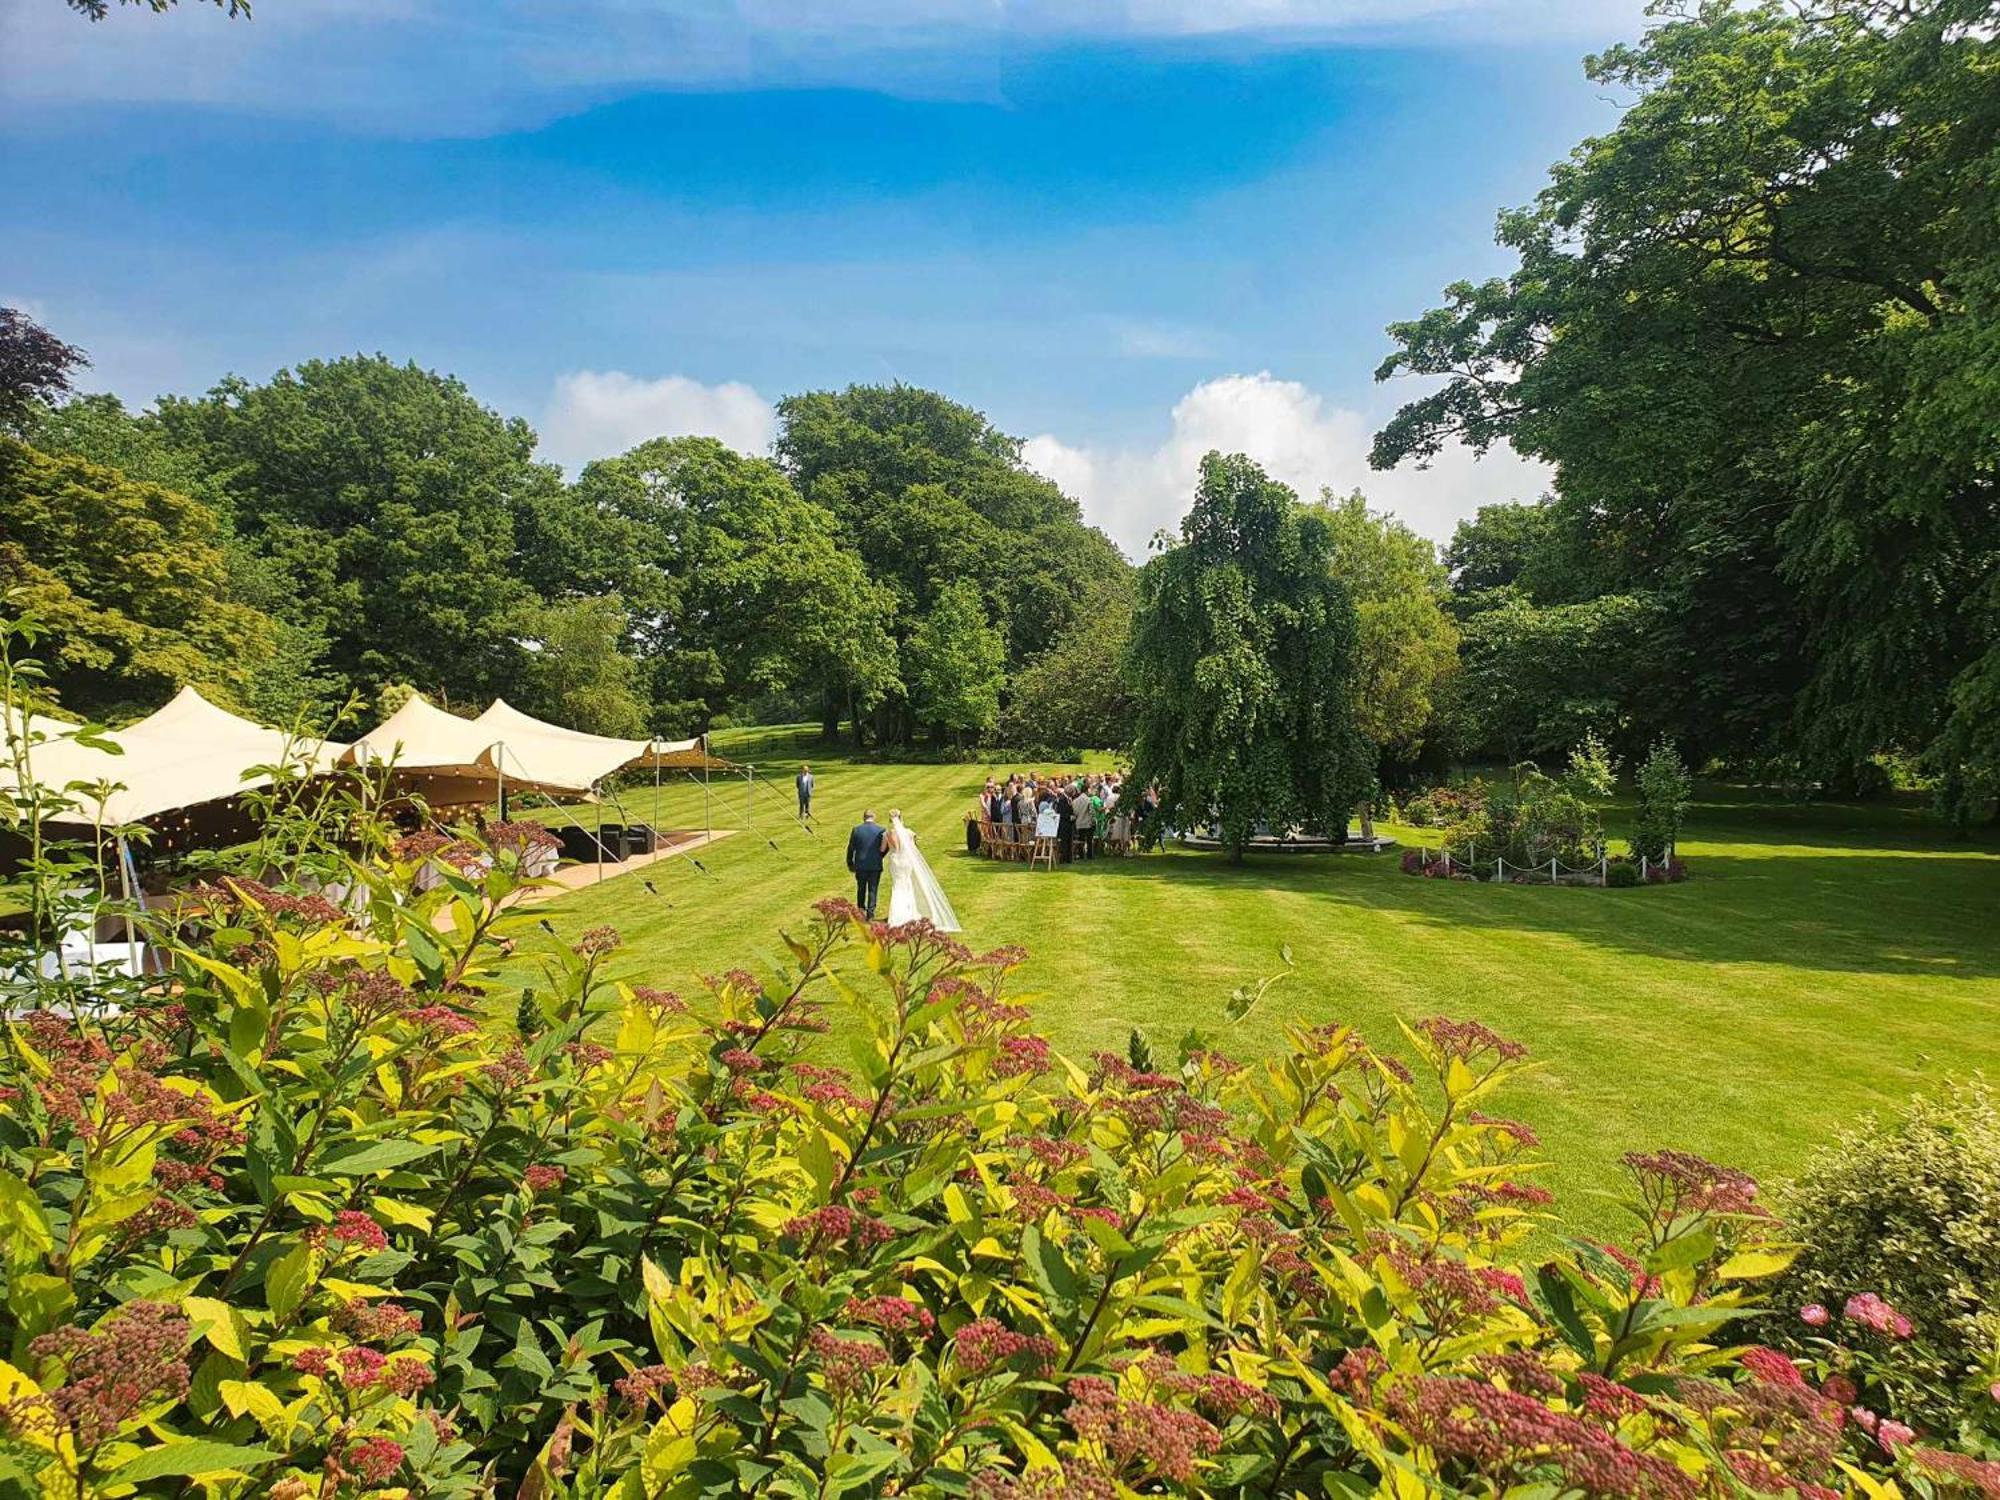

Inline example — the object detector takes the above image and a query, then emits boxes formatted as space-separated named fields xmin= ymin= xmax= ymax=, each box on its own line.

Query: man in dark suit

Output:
xmin=796 ymin=764 xmax=815 ymax=821
xmin=846 ymin=810 xmax=888 ymax=918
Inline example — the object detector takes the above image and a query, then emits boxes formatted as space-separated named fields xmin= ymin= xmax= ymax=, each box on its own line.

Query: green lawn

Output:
xmin=523 ymin=725 xmax=2000 ymax=1234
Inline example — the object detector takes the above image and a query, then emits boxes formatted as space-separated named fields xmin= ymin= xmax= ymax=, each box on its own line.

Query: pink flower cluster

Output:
xmin=1842 ymin=1292 xmax=1914 ymax=1339
xmin=345 ymin=1435 xmax=405 ymax=1484
xmin=616 ymin=1363 xmax=676 ymax=1409
xmin=1416 ymin=1016 xmax=1529 ymax=1064
xmin=968 ymin=1460 xmax=1116 ymax=1500
xmin=1064 ymin=1375 xmax=1223 ymax=1483
xmin=994 ymin=1034 xmax=1052 ymax=1078
xmin=1738 ymin=1347 xmax=1808 ymax=1389
xmin=405 ymin=1003 xmax=478 ymax=1037
xmin=484 ymin=1046 xmax=533 ymax=1091
xmin=630 ymin=985 xmax=687 ymax=1016
xmin=1621 ymin=1149 xmax=1762 ymax=1217
xmin=951 ymin=1318 xmax=1057 ymax=1376
xmin=0 ymin=1302 xmax=191 ymax=1456
xmin=1466 ymin=1110 xmax=1542 ymax=1146
xmin=842 ymin=1295 xmax=936 ymax=1340
xmin=808 ymin=1327 xmax=888 ymax=1399
xmin=794 ymin=1063 xmax=868 ymax=1111
xmin=781 ymin=1204 xmax=895 ymax=1248
xmin=523 ymin=1164 xmax=565 ymax=1192
xmin=1385 ymin=1376 xmax=1695 ymax=1500
xmin=332 ymin=1300 xmax=422 ymax=1345
xmin=1133 ymin=1354 xmax=1278 ymax=1420
xmin=327 ymin=1210 xmax=390 ymax=1254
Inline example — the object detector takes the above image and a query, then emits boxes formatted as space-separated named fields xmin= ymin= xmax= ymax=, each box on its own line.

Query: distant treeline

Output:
xmin=0 ymin=341 xmax=1132 ymax=750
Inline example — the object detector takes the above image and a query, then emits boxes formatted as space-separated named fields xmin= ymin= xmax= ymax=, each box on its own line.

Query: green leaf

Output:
xmin=1643 ymin=1226 xmax=1715 ymax=1276
xmin=1534 ymin=1266 xmax=1595 ymax=1359
xmin=318 ymin=1138 xmax=440 ymax=1176
xmin=0 ymin=1170 xmax=54 ymax=1259
xmin=110 ymin=1440 xmax=279 ymax=1482
xmin=1020 ymin=1225 xmax=1081 ymax=1311
xmin=264 ymin=1240 xmax=311 ymax=1321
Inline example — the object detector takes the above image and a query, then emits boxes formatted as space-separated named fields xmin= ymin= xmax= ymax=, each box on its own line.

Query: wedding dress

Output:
xmin=885 ymin=814 xmax=961 ymax=931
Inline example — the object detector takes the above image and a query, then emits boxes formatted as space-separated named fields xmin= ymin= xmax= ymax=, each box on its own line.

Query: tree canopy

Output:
xmin=1318 ymin=491 xmax=1460 ymax=766
xmin=1374 ymin=0 xmax=2000 ymax=808
xmin=554 ymin=435 xmax=897 ymax=733
xmin=0 ymin=436 xmax=279 ymax=718
xmin=995 ymin=582 xmax=1137 ymax=752
xmin=0 ymin=308 xmax=87 ymax=433
xmin=12 ymin=347 xmax=1134 ymax=749
xmin=153 ymin=356 xmax=544 ymax=705
xmin=1126 ymin=453 xmax=1376 ymax=858
xmin=776 ymin=383 xmax=1129 ymax=742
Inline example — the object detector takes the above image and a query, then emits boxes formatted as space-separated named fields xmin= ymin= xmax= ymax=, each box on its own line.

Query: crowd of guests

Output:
xmin=970 ymin=770 xmax=1159 ymax=862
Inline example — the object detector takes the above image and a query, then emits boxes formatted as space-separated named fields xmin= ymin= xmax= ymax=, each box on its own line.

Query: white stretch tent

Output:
xmin=1 ymin=688 xmax=346 ymax=827
xmin=475 ymin=699 xmax=657 ymax=789
xmin=473 ymin=699 xmax=710 ymax=786
xmin=344 ymin=695 xmax=722 ymax=800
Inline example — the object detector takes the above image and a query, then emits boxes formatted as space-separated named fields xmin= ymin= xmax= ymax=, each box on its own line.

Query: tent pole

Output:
xmin=115 ymin=834 xmax=140 ymax=966
xmin=703 ymin=739 xmax=712 ymax=848
xmin=652 ymin=756 xmax=660 ymax=840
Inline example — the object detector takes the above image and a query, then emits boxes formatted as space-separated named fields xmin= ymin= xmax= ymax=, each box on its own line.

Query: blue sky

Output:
xmin=0 ymin=0 xmax=1650 ymax=553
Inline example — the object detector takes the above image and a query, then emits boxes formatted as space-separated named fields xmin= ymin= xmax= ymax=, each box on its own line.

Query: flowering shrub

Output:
xmin=0 ymin=758 xmax=1981 ymax=1495
xmin=1398 ymin=778 xmax=1489 ymax=828
xmin=1767 ymin=1080 xmax=2000 ymax=1449
xmin=1398 ymin=751 xmax=1650 ymax=884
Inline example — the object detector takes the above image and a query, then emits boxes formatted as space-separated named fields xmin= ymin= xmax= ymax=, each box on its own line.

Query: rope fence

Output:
xmin=1409 ymin=840 xmax=1681 ymax=887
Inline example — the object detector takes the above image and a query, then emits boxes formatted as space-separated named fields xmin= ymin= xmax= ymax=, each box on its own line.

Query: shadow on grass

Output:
xmin=963 ymin=842 xmax=2000 ymax=982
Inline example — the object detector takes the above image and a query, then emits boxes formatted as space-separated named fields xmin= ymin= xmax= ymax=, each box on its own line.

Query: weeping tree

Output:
xmin=1125 ymin=452 xmax=1377 ymax=860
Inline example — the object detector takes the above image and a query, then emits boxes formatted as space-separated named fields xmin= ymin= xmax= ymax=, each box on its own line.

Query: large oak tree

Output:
xmin=1374 ymin=0 xmax=1999 ymax=809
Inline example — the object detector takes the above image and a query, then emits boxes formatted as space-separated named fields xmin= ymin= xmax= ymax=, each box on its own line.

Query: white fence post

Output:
xmin=1550 ymin=857 xmax=1557 ymax=883
xmin=1641 ymin=854 xmax=1649 ymax=881
xmin=1495 ymin=857 xmax=1502 ymax=882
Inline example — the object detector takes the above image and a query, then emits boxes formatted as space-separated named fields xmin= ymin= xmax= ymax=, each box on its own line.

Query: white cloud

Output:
xmin=1023 ymin=371 xmax=1551 ymax=556
xmin=538 ymin=370 xmax=778 ymax=471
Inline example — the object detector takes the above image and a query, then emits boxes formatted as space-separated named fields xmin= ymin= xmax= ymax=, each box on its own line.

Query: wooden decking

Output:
xmin=509 ymin=828 xmax=736 ymax=907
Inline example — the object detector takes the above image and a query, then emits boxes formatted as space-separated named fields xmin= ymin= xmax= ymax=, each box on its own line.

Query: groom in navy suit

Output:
xmin=846 ymin=809 xmax=888 ymax=918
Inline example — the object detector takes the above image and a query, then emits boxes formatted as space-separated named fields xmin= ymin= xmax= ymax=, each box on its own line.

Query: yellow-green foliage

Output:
xmin=0 ymin=816 xmax=1993 ymax=1496
xmin=1771 ymin=1079 xmax=2000 ymax=1439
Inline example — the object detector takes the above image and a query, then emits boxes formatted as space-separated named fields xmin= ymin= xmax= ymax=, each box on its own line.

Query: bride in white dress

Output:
xmin=884 ymin=810 xmax=961 ymax=931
